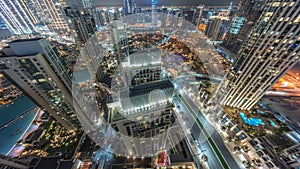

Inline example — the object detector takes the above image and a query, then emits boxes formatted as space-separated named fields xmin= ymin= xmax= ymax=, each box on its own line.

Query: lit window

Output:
xmin=38 ymin=79 xmax=47 ymax=82
xmin=282 ymin=2 xmax=287 ymax=7
xmin=294 ymin=15 xmax=300 ymax=23
xmin=272 ymin=2 xmax=280 ymax=6
xmin=285 ymin=17 xmax=290 ymax=22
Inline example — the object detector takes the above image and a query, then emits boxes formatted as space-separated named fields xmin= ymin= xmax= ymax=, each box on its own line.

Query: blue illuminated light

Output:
xmin=239 ymin=112 xmax=264 ymax=126
xmin=270 ymin=120 xmax=277 ymax=127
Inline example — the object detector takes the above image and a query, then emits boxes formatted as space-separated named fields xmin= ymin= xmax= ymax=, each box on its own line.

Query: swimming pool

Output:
xmin=239 ymin=112 xmax=264 ymax=126
xmin=270 ymin=120 xmax=277 ymax=127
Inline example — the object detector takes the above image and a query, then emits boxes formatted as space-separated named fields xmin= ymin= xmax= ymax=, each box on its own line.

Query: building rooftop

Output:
xmin=10 ymin=38 xmax=42 ymax=44
xmin=122 ymin=48 xmax=162 ymax=68
xmin=34 ymin=157 xmax=74 ymax=169
xmin=57 ymin=160 xmax=74 ymax=169
xmin=128 ymin=79 xmax=173 ymax=97
xmin=35 ymin=157 xmax=61 ymax=169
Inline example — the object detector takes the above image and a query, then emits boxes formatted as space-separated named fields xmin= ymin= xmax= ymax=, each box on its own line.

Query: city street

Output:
xmin=173 ymin=93 xmax=240 ymax=169
xmin=173 ymin=95 xmax=222 ymax=169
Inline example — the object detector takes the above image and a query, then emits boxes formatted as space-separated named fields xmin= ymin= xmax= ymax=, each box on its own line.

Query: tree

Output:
xmin=234 ymin=146 xmax=241 ymax=152
xmin=221 ymin=126 xmax=226 ymax=131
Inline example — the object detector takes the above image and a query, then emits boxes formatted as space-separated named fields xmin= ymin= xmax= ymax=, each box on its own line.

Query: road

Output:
xmin=173 ymin=93 xmax=240 ymax=169
xmin=173 ymin=96 xmax=223 ymax=169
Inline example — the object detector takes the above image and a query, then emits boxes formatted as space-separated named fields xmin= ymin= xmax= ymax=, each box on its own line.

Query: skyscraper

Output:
xmin=0 ymin=0 xmax=38 ymax=35
xmin=0 ymin=154 xmax=29 ymax=169
xmin=0 ymin=0 xmax=70 ymax=35
xmin=0 ymin=38 xmax=79 ymax=129
xmin=65 ymin=7 xmax=97 ymax=45
xmin=80 ymin=0 xmax=106 ymax=30
xmin=124 ymin=0 xmax=134 ymax=14
xmin=106 ymin=49 xmax=179 ymax=156
xmin=222 ymin=0 xmax=265 ymax=53
xmin=94 ymin=9 xmax=106 ymax=28
xmin=205 ymin=16 xmax=229 ymax=41
xmin=27 ymin=0 xmax=70 ymax=34
xmin=219 ymin=0 xmax=300 ymax=110
xmin=81 ymin=0 xmax=94 ymax=8
xmin=151 ymin=0 xmax=158 ymax=24
xmin=111 ymin=20 xmax=133 ymax=64
xmin=151 ymin=0 xmax=157 ymax=12
xmin=195 ymin=5 xmax=204 ymax=29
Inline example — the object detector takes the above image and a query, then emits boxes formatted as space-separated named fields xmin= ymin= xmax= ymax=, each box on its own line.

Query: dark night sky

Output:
xmin=93 ymin=0 xmax=240 ymax=7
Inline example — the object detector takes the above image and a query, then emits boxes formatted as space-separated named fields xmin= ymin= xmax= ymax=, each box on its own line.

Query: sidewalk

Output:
xmin=174 ymin=106 xmax=209 ymax=169
xmin=212 ymin=120 xmax=246 ymax=169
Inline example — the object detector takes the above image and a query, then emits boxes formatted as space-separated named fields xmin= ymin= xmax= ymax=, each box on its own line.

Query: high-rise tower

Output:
xmin=124 ymin=0 xmax=134 ymax=14
xmin=0 ymin=38 xmax=79 ymax=129
xmin=151 ymin=0 xmax=157 ymax=12
xmin=205 ymin=16 xmax=229 ymax=41
xmin=195 ymin=5 xmax=204 ymax=29
xmin=0 ymin=0 xmax=38 ymax=35
xmin=65 ymin=7 xmax=97 ymax=45
xmin=219 ymin=0 xmax=300 ymax=110
xmin=222 ymin=0 xmax=265 ymax=53
xmin=105 ymin=49 xmax=178 ymax=156
xmin=27 ymin=0 xmax=70 ymax=34
xmin=151 ymin=0 xmax=158 ymax=24
xmin=0 ymin=154 xmax=29 ymax=169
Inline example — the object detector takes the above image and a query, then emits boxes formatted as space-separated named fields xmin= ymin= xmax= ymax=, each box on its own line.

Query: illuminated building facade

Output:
xmin=106 ymin=50 xmax=179 ymax=156
xmin=198 ymin=23 xmax=206 ymax=32
xmin=124 ymin=0 xmax=134 ymax=14
xmin=65 ymin=7 xmax=97 ymax=45
xmin=0 ymin=0 xmax=38 ymax=35
xmin=151 ymin=0 xmax=158 ymax=24
xmin=111 ymin=20 xmax=133 ymax=64
xmin=151 ymin=0 xmax=157 ymax=12
xmin=0 ymin=18 xmax=7 ymax=29
xmin=80 ymin=0 xmax=105 ymax=31
xmin=205 ymin=16 xmax=229 ymax=41
xmin=282 ymin=143 xmax=300 ymax=168
xmin=123 ymin=49 xmax=162 ymax=87
xmin=227 ymin=17 xmax=246 ymax=35
xmin=195 ymin=5 xmax=204 ymax=29
xmin=219 ymin=0 xmax=300 ymax=110
xmin=0 ymin=38 xmax=79 ymax=129
xmin=222 ymin=17 xmax=246 ymax=53
xmin=222 ymin=0 xmax=265 ymax=53
xmin=0 ymin=154 xmax=29 ymax=169
xmin=82 ymin=0 xmax=93 ymax=8
xmin=28 ymin=0 xmax=69 ymax=34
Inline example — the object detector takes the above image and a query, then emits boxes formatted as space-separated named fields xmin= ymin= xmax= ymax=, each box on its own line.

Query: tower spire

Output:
xmin=228 ymin=2 xmax=233 ymax=10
